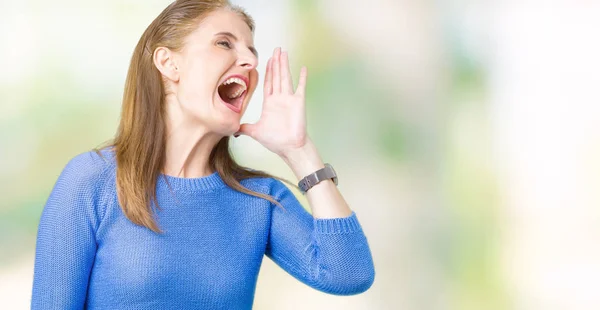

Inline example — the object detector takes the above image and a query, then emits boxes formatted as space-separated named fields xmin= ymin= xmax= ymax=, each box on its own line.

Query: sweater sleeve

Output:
xmin=265 ymin=179 xmax=375 ymax=295
xmin=31 ymin=152 xmax=108 ymax=309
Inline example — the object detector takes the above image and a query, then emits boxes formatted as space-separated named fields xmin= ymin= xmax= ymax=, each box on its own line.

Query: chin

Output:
xmin=208 ymin=115 xmax=241 ymax=137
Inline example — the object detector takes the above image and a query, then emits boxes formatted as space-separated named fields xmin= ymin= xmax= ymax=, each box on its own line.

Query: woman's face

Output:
xmin=169 ymin=9 xmax=259 ymax=135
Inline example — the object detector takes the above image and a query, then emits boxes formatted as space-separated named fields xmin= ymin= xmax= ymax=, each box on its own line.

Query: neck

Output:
xmin=163 ymin=102 xmax=223 ymax=179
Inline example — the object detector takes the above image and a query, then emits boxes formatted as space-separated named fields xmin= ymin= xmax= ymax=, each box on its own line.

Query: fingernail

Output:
xmin=233 ymin=133 xmax=240 ymax=138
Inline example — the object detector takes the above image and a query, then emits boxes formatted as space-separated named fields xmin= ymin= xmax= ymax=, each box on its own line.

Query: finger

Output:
xmin=234 ymin=123 xmax=257 ymax=138
xmin=263 ymin=58 xmax=272 ymax=96
xmin=280 ymin=51 xmax=293 ymax=94
xmin=272 ymin=47 xmax=281 ymax=93
xmin=295 ymin=66 xmax=308 ymax=97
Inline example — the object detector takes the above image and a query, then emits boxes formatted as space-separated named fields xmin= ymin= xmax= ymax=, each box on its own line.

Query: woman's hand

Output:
xmin=234 ymin=47 xmax=308 ymax=157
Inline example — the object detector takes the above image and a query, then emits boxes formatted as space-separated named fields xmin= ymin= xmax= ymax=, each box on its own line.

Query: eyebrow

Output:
xmin=214 ymin=31 xmax=258 ymax=58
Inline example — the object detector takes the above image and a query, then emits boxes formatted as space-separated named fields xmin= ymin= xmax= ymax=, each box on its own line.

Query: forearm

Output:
xmin=266 ymin=178 xmax=375 ymax=295
xmin=279 ymin=136 xmax=353 ymax=219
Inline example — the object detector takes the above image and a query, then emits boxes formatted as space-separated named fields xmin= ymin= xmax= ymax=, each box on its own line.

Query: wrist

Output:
xmin=280 ymin=138 xmax=325 ymax=181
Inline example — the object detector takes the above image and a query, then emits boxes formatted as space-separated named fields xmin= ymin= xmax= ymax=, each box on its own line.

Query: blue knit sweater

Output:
xmin=31 ymin=149 xmax=375 ymax=309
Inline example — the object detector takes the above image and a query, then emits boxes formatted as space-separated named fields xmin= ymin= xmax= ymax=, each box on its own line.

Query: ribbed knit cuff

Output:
xmin=314 ymin=211 xmax=362 ymax=234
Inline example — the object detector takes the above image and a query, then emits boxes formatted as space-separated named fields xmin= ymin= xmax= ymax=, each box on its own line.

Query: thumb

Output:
xmin=234 ymin=123 xmax=257 ymax=138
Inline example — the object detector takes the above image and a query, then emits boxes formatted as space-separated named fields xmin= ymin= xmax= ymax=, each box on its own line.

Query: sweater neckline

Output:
xmin=159 ymin=171 xmax=226 ymax=191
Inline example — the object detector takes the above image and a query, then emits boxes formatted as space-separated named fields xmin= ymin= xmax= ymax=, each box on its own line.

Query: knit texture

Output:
xmin=31 ymin=149 xmax=375 ymax=309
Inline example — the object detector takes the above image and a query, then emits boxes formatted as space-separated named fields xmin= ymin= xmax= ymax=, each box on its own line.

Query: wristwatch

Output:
xmin=298 ymin=163 xmax=338 ymax=194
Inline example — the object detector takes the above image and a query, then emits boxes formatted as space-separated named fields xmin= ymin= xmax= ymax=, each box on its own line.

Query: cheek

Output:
xmin=244 ymin=69 xmax=259 ymax=100
xmin=178 ymin=67 xmax=217 ymax=107
xmin=249 ymin=69 xmax=259 ymax=91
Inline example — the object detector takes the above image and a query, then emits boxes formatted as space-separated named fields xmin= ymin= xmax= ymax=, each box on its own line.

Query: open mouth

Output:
xmin=217 ymin=75 xmax=247 ymax=112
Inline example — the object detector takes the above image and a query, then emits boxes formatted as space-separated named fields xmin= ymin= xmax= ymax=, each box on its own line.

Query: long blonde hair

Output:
xmin=96 ymin=0 xmax=296 ymax=233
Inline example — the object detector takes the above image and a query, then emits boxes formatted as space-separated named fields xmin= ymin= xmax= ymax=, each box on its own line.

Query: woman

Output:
xmin=31 ymin=0 xmax=375 ymax=308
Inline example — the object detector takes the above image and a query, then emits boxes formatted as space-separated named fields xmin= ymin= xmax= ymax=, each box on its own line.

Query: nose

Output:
xmin=236 ymin=48 xmax=258 ymax=70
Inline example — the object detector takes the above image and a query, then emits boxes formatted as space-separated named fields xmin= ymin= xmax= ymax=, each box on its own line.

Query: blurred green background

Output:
xmin=2 ymin=0 xmax=600 ymax=309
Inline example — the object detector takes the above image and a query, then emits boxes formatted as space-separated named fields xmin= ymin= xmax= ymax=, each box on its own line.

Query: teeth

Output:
xmin=222 ymin=77 xmax=247 ymax=89
xmin=228 ymin=88 xmax=245 ymax=99
xmin=222 ymin=77 xmax=247 ymax=99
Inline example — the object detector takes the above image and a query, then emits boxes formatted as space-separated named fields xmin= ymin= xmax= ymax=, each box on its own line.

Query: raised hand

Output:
xmin=234 ymin=47 xmax=308 ymax=157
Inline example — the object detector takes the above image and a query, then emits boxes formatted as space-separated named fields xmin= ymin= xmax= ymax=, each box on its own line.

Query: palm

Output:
xmin=236 ymin=48 xmax=308 ymax=156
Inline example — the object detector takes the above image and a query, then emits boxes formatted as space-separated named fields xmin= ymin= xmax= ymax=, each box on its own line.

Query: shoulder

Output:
xmin=239 ymin=174 xmax=295 ymax=197
xmin=43 ymin=148 xmax=117 ymax=229
xmin=57 ymin=147 xmax=116 ymax=189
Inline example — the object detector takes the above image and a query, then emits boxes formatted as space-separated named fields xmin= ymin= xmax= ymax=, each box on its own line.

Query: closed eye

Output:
xmin=217 ymin=40 xmax=232 ymax=48
xmin=213 ymin=32 xmax=258 ymax=57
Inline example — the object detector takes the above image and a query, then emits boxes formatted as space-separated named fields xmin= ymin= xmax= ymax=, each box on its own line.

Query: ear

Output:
xmin=153 ymin=46 xmax=180 ymax=82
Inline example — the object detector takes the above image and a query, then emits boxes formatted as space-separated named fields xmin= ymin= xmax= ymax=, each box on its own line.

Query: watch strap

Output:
xmin=298 ymin=163 xmax=338 ymax=194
